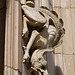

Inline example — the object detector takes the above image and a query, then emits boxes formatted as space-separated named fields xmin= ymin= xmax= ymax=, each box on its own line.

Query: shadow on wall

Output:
xmin=46 ymin=52 xmax=55 ymax=75
xmin=46 ymin=52 xmax=63 ymax=75
xmin=0 ymin=1 xmax=6 ymax=75
xmin=55 ymin=66 xmax=63 ymax=75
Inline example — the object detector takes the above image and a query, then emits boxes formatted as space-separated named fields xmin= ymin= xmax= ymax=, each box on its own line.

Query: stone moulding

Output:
xmin=21 ymin=0 xmax=65 ymax=75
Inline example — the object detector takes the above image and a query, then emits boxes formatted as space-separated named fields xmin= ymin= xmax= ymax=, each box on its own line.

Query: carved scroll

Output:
xmin=21 ymin=0 xmax=65 ymax=75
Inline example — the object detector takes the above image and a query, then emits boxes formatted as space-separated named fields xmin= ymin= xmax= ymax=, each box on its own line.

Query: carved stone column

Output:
xmin=4 ymin=0 xmax=22 ymax=75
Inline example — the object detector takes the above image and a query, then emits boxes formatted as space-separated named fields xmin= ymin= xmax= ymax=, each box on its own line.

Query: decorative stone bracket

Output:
xmin=21 ymin=0 xmax=65 ymax=75
xmin=4 ymin=0 xmax=65 ymax=75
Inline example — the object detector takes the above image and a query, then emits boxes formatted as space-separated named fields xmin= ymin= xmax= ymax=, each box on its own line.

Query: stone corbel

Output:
xmin=21 ymin=0 xmax=65 ymax=75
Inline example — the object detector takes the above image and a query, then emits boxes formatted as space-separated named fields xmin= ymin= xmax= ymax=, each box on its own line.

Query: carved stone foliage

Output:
xmin=21 ymin=0 xmax=65 ymax=75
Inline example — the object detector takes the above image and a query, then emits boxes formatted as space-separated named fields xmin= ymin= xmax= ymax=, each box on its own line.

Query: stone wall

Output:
xmin=2 ymin=0 xmax=75 ymax=75
xmin=53 ymin=0 xmax=75 ymax=75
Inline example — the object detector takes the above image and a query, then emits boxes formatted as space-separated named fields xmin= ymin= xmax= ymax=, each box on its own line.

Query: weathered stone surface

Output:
xmin=4 ymin=66 xmax=21 ymax=75
xmin=49 ymin=0 xmax=53 ymax=10
xmin=55 ymin=45 xmax=63 ymax=54
xmin=20 ymin=0 xmax=26 ymax=5
xmin=4 ymin=0 xmax=22 ymax=74
xmin=53 ymin=0 xmax=61 ymax=7
xmin=71 ymin=0 xmax=75 ymax=7
xmin=4 ymin=0 xmax=12 ymax=67
xmin=61 ymin=0 xmax=71 ymax=8
xmin=35 ymin=0 xmax=41 ymax=8
xmin=63 ymin=55 xmax=75 ymax=75
xmin=41 ymin=0 xmax=50 ymax=9
xmin=60 ymin=8 xmax=73 ymax=54
xmin=12 ymin=1 xmax=22 ymax=72
xmin=22 ymin=5 xmax=47 ymax=26
xmin=71 ymin=8 xmax=75 ymax=54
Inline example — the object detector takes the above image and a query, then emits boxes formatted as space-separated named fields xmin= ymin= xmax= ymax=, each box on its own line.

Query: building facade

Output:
xmin=0 ymin=0 xmax=75 ymax=75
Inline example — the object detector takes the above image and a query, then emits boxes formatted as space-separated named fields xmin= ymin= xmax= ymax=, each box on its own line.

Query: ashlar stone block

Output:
xmin=60 ymin=8 xmax=73 ymax=54
xmin=53 ymin=0 xmax=61 ymax=7
xmin=71 ymin=0 xmax=75 ymax=7
xmin=63 ymin=55 xmax=75 ymax=75
xmin=61 ymin=0 xmax=71 ymax=8
xmin=55 ymin=45 xmax=63 ymax=54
